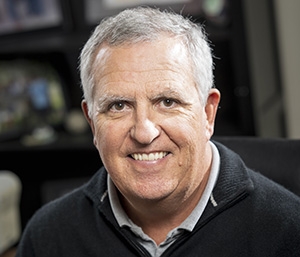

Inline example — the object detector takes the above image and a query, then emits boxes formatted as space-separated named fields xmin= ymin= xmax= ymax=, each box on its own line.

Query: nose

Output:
xmin=130 ymin=112 xmax=160 ymax=145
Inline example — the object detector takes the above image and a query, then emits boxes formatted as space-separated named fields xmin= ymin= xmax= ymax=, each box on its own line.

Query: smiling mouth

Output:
xmin=130 ymin=152 xmax=169 ymax=161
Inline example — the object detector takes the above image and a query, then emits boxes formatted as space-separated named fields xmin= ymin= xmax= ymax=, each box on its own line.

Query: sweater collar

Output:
xmin=198 ymin=141 xmax=254 ymax=224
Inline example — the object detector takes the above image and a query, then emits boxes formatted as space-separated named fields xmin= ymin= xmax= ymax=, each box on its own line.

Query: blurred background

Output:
xmin=0 ymin=0 xmax=299 ymax=146
xmin=0 ymin=0 xmax=299 ymax=255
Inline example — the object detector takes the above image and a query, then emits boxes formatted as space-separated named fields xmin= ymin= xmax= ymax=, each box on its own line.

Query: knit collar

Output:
xmin=197 ymin=141 xmax=254 ymax=225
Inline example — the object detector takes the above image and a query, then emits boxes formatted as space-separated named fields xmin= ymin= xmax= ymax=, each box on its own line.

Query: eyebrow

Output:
xmin=150 ymin=89 xmax=183 ymax=100
xmin=149 ymin=89 xmax=191 ymax=105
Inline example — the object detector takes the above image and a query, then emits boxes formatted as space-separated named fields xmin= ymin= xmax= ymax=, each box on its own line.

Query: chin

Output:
xmin=129 ymin=179 xmax=178 ymax=201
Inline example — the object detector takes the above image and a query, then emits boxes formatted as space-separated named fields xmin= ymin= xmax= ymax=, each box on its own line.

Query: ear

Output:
xmin=205 ymin=88 xmax=221 ymax=139
xmin=81 ymin=100 xmax=96 ymax=139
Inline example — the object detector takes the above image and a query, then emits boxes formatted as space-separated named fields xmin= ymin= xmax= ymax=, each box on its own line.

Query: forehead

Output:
xmin=91 ymin=37 xmax=196 ymax=98
xmin=93 ymin=37 xmax=191 ymax=74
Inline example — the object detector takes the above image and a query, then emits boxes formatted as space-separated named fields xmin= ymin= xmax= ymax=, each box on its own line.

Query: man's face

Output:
xmin=82 ymin=37 xmax=220 ymax=205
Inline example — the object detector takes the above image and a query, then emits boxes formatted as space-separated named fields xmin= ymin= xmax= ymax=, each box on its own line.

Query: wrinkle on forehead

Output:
xmin=91 ymin=37 xmax=196 ymax=101
xmin=93 ymin=38 xmax=191 ymax=72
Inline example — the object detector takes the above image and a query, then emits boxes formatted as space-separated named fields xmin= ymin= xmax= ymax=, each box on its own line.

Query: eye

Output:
xmin=161 ymin=98 xmax=176 ymax=108
xmin=109 ymin=101 xmax=126 ymax=111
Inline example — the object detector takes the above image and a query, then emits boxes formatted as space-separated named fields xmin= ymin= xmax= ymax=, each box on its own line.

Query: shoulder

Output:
xmin=213 ymin=139 xmax=300 ymax=220
xmin=16 ymin=169 xmax=112 ymax=256
xmin=27 ymin=184 xmax=87 ymax=232
xmin=23 ymin=169 xmax=107 ymax=234
xmin=249 ymin=169 xmax=300 ymax=214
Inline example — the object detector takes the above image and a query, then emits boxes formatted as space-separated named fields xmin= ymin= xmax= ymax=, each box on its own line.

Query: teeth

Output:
xmin=131 ymin=152 xmax=168 ymax=161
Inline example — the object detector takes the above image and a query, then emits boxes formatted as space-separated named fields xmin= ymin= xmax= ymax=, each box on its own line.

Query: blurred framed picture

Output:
xmin=84 ymin=0 xmax=202 ymax=24
xmin=0 ymin=59 xmax=68 ymax=143
xmin=0 ymin=0 xmax=65 ymax=35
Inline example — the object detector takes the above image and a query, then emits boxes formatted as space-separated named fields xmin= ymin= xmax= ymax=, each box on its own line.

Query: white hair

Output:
xmin=80 ymin=6 xmax=214 ymax=116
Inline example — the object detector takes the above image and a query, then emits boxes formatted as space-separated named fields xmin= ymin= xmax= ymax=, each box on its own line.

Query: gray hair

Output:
xmin=80 ymin=6 xmax=214 ymax=116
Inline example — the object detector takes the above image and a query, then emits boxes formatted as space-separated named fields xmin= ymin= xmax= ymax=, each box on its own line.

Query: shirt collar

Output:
xmin=178 ymin=141 xmax=220 ymax=231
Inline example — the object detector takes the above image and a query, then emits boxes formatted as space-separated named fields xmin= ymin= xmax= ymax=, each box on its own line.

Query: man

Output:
xmin=16 ymin=7 xmax=300 ymax=257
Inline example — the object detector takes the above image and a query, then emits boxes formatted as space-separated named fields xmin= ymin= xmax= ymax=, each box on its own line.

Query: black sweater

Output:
xmin=16 ymin=142 xmax=300 ymax=256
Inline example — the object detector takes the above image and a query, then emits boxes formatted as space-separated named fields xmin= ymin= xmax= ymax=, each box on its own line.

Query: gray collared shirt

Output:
xmin=108 ymin=141 xmax=220 ymax=256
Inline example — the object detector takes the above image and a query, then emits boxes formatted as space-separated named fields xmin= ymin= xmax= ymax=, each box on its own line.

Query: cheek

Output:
xmin=92 ymin=118 xmax=115 ymax=150
xmin=166 ymin=110 xmax=206 ymax=144
xmin=164 ymin=112 xmax=207 ymax=161
xmin=93 ymin=123 xmax=118 ymax=170
xmin=93 ymin=118 xmax=130 ymax=157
